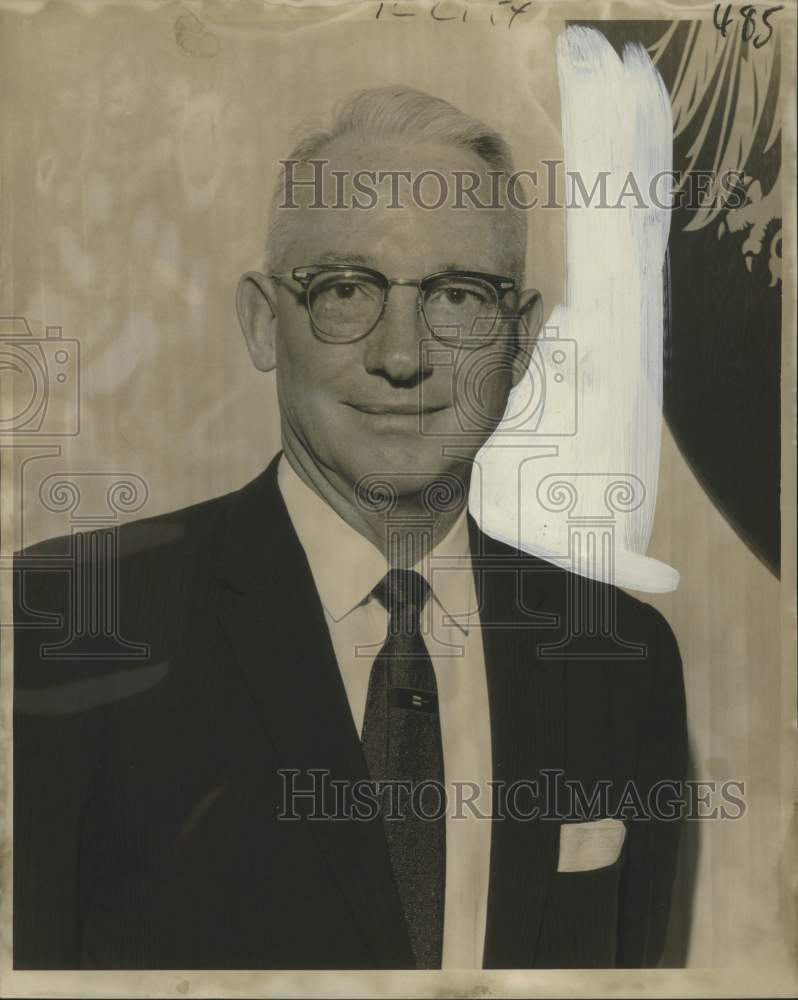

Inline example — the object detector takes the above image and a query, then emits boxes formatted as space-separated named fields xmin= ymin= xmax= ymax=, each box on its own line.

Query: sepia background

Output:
xmin=1 ymin=0 xmax=795 ymax=996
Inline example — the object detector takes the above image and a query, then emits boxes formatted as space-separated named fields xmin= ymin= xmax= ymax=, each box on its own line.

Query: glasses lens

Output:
xmin=422 ymin=275 xmax=498 ymax=341
xmin=307 ymin=270 xmax=384 ymax=341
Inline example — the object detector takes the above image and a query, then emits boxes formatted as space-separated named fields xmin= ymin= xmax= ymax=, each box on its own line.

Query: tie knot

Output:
xmin=373 ymin=569 xmax=431 ymax=635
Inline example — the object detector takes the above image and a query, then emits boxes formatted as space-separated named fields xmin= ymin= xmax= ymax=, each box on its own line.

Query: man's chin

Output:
xmin=341 ymin=454 xmax=473 ymax=517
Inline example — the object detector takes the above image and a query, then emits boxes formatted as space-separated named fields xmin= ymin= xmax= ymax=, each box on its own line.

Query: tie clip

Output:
xmin=389 ymin=687 xmax=438 ymax=714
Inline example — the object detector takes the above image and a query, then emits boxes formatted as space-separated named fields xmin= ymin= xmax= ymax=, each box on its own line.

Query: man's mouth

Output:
xmin=345 ymin=402 xmax=449 ymax=416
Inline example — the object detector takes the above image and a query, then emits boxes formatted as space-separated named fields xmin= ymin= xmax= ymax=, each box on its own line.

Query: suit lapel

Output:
xmin=471 ymin=522 xmax=567 ymax=969
xmin=216 ymin=457 xmax=414 ymax=969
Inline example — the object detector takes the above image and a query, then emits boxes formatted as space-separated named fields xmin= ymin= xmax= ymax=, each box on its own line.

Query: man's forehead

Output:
xmin=284 ymin=198 xmax=515 ymax=273
xmin=275 ymin=135 xmax=521 ymax=272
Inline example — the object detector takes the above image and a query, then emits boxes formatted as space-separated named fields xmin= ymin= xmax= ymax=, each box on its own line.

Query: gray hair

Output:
xmin=264 ymin=85 xmax=527 ymax=279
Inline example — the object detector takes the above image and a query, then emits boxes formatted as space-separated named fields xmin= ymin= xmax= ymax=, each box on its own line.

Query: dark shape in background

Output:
xmin=576 ymin=19 xmax=782 ymax=576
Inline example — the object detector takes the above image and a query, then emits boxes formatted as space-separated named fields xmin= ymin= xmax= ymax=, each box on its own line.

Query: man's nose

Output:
xmin=363 ymin=286 xmax=430 ymax=384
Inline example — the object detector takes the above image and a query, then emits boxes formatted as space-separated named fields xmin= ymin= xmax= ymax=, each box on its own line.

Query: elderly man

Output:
xmin=14 ymin=86 xmax=687 ymax=971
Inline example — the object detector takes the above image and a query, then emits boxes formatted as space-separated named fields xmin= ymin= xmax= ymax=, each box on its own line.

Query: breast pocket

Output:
xmin=557 ymin=818 xmax=626 ymax=873
xmin=534 ymin=821 xmax=627 ymax=968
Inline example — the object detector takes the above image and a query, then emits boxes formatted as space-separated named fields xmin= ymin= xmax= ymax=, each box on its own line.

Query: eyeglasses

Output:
xmin=270 ymin=264 xmax=517 ymax=345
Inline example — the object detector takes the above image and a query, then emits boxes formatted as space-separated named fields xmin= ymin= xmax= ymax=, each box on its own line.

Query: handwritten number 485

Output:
xmin=713 ymin=4 xmax=783 ymax=47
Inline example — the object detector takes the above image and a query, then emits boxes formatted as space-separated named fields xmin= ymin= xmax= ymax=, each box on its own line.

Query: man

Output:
xmin=13 ymin=86 xmax=687 ymax=970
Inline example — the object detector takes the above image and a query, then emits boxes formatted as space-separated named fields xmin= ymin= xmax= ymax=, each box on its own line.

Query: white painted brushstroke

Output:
xmin=470 ymin=26 xmax=680 ymax=593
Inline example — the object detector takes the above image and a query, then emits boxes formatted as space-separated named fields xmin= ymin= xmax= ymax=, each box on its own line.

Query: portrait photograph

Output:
xmin=0 ymin=1 xmax=795 ymax=997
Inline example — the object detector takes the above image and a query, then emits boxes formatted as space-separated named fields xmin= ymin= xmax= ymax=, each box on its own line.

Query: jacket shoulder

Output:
xmin=15 ymin=487 xmax=234 ymax=565
xmin=12 ymin=485 xmax=246 ymax=666
xmin=474 ymin=525 xmax=664 ymax=633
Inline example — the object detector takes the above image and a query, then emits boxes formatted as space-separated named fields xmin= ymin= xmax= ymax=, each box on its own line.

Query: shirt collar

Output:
xmin=277 ymin=455 xmax=472 ymax=632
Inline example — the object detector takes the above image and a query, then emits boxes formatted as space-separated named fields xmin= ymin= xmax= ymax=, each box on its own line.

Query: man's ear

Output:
xmin=236 ymin=271 xmax=279 ymax=372
xmin=510 ymin=288 xmax=544 ymax=387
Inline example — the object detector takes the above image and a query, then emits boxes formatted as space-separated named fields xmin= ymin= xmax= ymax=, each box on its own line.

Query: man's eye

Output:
xmin=432 ymin=285 xmax=488 ymax=307
xmin=333 ymin=283 xmax=358 ymax=300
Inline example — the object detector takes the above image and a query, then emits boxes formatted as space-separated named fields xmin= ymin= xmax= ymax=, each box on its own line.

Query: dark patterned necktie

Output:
xmin=361 ymin=568 xmax=446 ymax=969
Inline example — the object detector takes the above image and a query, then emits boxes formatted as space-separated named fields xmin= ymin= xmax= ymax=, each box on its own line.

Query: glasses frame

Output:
xmin=270 ymin=264 xmax=518 ymax=344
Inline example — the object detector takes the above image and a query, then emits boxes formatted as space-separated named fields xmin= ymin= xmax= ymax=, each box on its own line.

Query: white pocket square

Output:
xmin=557 ymin=819 xmax=626 ymax=873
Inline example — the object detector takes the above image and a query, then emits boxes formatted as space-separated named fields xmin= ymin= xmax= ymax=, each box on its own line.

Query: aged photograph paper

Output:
xmin=0 ymin=0 xmax=795 ymax=997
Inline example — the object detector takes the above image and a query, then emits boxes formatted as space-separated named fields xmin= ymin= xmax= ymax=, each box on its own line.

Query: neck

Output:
xmin=281 ymin=438 xmax=469 ymax=566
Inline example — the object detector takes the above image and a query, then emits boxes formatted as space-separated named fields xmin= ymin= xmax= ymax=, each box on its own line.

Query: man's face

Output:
xmin=243 ymin=138 xmax=540 ymax=503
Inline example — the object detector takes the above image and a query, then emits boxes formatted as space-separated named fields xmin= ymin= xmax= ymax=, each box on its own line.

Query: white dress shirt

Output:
xmin=277 ymin=456 xmax=492 ymax=969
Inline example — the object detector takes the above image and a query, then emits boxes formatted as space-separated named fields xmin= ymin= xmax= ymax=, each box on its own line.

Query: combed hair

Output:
xmin=265 ymin=85 xmax=527 ymax=279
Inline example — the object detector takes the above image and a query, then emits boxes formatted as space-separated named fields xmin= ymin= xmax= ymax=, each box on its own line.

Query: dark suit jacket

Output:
xmin=13 ymin=454 xmax=687 ymax=970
